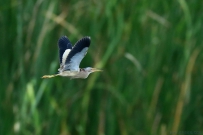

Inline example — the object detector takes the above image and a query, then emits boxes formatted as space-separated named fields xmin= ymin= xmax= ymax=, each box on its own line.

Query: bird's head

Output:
xmin=84 ymin=67 xmax=102 ymax=73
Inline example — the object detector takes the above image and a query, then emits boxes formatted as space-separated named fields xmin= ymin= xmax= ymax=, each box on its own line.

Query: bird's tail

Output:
xmin=41 ymin=74 xmax=59 ymax=79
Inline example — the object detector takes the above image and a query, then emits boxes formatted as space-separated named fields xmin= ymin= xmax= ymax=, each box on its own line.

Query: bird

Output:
xmin=42 ymin=36 xmax=102 ymax=79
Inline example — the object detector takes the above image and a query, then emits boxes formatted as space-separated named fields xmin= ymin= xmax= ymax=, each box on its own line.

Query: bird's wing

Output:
xmin=63 ymin=36 xmax=91 ymax=71
xmin=58 ymin=36 xmax=72 ymax=65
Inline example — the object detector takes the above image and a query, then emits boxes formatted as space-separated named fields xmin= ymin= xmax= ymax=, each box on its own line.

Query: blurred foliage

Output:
xmin=1 ymin=0 xmax=203 ymax=135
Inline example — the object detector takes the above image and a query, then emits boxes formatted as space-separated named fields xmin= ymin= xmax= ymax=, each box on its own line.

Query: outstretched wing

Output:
xmin=63 ymin=36 xmax=91 ymax=71
xmin=58 ymin=36 xmax=72 ymax=65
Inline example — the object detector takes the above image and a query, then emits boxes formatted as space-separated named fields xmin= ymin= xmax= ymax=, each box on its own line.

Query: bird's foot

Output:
xmin=41 ymin=75 xmax=57 ymax=78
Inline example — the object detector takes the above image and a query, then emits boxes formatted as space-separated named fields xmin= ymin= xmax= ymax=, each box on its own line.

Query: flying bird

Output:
xmin=42 ymin=36 xmax=102 ymax=79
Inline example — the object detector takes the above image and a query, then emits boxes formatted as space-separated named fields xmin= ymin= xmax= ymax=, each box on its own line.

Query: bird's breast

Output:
xmin=59 ymin=70 xmax=79 ymax=76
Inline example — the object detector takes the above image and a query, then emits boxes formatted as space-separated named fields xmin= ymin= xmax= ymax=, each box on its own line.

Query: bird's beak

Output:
xmin=91 ymin=68 xmax=102 ymax=72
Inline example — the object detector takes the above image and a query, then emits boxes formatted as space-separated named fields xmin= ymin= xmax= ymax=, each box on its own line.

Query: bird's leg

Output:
xmin=41 ymin=74 xmax=59 ymax=79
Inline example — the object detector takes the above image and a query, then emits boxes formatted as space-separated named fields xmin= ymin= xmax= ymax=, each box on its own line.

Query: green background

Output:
xmin=1 ymin=0 xmax=203 ymax=135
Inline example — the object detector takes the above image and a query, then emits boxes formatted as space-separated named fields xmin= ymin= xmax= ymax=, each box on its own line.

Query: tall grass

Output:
xmin=1 ymin=0 xmax=203 ymax=135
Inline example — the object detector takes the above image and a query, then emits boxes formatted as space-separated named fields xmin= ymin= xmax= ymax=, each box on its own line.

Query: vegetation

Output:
xmin=1 ymin=0 xmax=203 ymax=135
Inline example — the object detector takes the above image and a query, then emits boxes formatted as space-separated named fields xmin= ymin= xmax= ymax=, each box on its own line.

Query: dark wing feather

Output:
xmin=58 ymin=36 xmax=72 ymax=64
xmin=64 ymin=36 xmax=91 ymax=71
